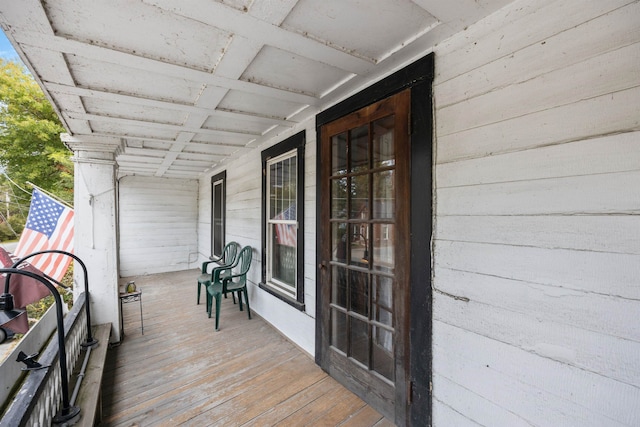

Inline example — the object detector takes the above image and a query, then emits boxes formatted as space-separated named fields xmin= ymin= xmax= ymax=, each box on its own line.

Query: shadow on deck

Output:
xmin=101 ymin=269 xmax=393 ymax=426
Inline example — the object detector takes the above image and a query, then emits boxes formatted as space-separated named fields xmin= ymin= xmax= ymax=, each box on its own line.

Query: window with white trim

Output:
xmin=260 ymin=131 xmax=305 ymax=309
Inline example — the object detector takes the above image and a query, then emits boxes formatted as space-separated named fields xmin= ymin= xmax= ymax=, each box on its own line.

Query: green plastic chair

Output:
xmin=197 ymin=242 xmax=239 ymax=305
xmin=206 ymin=245 xmax=253 ymax=331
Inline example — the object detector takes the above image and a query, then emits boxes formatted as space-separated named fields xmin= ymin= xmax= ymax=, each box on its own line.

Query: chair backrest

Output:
xmin=221 ymin=242 xmax=240 ymax=265
xmin=238 ymin=246 xmax=252 ymax=275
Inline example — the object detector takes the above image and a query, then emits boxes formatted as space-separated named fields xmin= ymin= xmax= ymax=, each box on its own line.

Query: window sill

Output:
xmin=259 ymin=282 xmax=305 ymax=312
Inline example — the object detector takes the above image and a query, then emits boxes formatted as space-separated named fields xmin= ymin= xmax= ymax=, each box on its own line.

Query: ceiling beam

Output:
xmin=13 ymin=30 xmax=320 ymax=106
xmin=145 ymin=0 xmax=376 ymax=73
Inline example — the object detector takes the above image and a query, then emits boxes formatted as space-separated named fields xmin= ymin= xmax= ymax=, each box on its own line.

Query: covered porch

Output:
xmin=106 ymin=269 xmax=391 ymax=426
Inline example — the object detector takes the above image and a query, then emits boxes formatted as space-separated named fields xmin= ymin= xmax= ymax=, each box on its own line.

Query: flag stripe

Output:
xmin=14 ymin=189 xmax=74 ymax=282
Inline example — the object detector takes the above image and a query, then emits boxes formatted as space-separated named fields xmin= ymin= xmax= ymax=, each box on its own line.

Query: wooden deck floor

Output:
xmin=101 ymin=269 xmax=393 ymax=426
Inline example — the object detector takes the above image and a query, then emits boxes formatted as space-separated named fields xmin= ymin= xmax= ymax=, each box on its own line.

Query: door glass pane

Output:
xmin=331 ymin=177 xmax=347 ymax=219
xmin=332 ymin=222 xmax=348 ymax=262
xmin=332 ymin=265 xmax=347 ymax=308
xmin=372 ymin=326 xmax=394 ymax=381
xmin=349 ymin=270 xmax=369 ymax=317
xmin=331 ymin=132 xmax=347 ymax=175
xmin=373 ymin=170 xmax=394 ymax=219
xmin=373 ymin=224 xmax=394 ymax=272
xmin=350 ymin=317 xmax=370 ymax=366
xmin=331 ymin=309 xmax=347 ymax=353
xmin=350 ymin=174 xmax=369 ymax=219
xmin=350 ymin=125 xmax=369 ymax=173
xmin=373 ymin=115 xmax=395 ymax=167
xmin=372 ymin=275 xmax=393 ymax=326
xmin=349 ymin=224 xmax=369 ymax=267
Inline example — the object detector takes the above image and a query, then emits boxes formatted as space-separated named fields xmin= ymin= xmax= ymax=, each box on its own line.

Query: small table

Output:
xmin=119 ymin=290 xmax=144 ymax=335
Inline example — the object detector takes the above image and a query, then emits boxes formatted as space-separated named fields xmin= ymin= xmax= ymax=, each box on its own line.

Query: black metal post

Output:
xmin=9 ymin=250 xmax=98 ymax=348
xmin=0 ymin=268 xmax=81 ymax=424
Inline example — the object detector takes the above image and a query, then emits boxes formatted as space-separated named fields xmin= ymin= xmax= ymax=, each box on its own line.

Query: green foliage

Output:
xmin=0 ymin=59 xmax=73 ymax=206
xmin=25 ymin=266 xmax=74 ymax=320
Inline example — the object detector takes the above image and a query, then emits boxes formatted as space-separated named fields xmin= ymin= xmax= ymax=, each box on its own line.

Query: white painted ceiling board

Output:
xmin=0 ymin=0 xmax=518 ymax=178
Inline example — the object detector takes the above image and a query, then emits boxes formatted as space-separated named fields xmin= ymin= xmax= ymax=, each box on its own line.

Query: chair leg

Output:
xmin=237 ymin=291 xmax=243 ymax=311
xmin=243 ymin=289 xmax=251 ymax=319
xmin=215 ymin=294 xmax=222 ymax=331
xmin=197 ymin=282 xmax=200 ymax=304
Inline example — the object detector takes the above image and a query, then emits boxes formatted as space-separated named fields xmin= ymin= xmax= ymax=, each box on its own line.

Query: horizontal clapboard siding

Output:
xmin=432 ymin=0 xmax=640 ymax=425
xmin=198 ymin=123 xmax=317 ymax=355
xmin=119 ymin=175 xmax=198 ymax=276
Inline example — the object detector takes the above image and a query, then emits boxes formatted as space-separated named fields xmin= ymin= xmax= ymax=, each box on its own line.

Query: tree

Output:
xmin=0 ymin=59 xmax=73 ymax=207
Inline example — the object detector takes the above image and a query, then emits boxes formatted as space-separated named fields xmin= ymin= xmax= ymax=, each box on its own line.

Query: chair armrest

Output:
xmin=212 ymin=263 xmax=234 ymax=282
xmin=201 ymin=260 xmax=216 ymax=273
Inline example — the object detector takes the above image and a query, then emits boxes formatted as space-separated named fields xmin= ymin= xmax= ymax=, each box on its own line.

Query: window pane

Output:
xmin=331 ymin=177 xmax=347 ymax=219
xmin=350 ymin=125 xmax=369 ymax=173
xmin=349 ymin=224 xmax=369 ymax=267
xmin=372 ymin=326 xmax=394 ymax=381
xmin=373 ymin=115 xmax=395 ymax=168
xmin=332 ymin=265 xmax=348 ymax=308
xmin=350 ymin=317 xmax=370 ymax=366
xmin=331 ymin=132 xmax=347 ymax=175
xmin=331 ymin=309 xmax=347 ymax=353
xmin=373 ymin=170 xmax=394 ymax=219
xmin=213 ymin=181 xmax=223 ymax=256
xmin=332 ymin=222 xmax=348 ymax=263
xmin=373 ymin=224 xmax=394 ymax=272
xmin=270 ymin=224 xmax=296 ymax=289
xmin=349 ymin=270 xmax=369 ymax=317
xmin=270 ymin=154 xmax=297 ymax=221
xmin=350 ymin=174 xmax=369 ymax=219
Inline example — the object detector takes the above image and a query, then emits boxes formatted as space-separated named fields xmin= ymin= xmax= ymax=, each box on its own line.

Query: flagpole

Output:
xmin=25 ymin=181 xmax=73 ymax=208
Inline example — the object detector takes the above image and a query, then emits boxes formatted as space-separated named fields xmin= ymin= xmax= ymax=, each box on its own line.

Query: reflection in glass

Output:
xmin=332 ymin=265 xmax=347 ymax=308
xmin=332 ymin=222 xmax=348 ymax=262
xmin=373 ymin=115 xmax=395 ymax=167
xmin=350 ymin=125 xmax=369 ymax=173
xmin=270 ymin=224 xmax=296 ymax=289
xmin=350 ymin=317 xmax=370 ymax=366
xmin=373 ymin=224 xmax=394 ymax=271
xmin=331 ymin=177 xmax=347 ymax=219
xmin=349 ymin=270 xmax=369 ymax=317
xmin=373 ymin=170 xmax=394 ymax=219
xmin=349 ymin=224 xmax=369 ymax=267
xmin=372 ymin=326 xmax=394 ymax=381
xmin=373 ymin=275 xmax=393 ymax=328
xmin=331 ymin=132 xmax=347 ymax=175
xmin=350 ymin=174 xmax=369 ymax=219
xmin=331 ymin=309 xmax=347 ymax=353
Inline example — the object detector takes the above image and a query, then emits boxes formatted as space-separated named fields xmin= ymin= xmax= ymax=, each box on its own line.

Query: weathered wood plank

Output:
xmin=434 ymin=240 xmax=640 ymax=299
xmin=436 ymin=132 xmax=640 ymax=188
xmin=436 ymin=85 xmax=640 ymax=163
xmin=101 ymin=269 xmax=388 ymax=426
xmin=437 ymin=170 xmax=640 ymax=216
xmin=434 ymin=321 xmax=639 ymax=426
xmin=74 ymin=323 xmax=112 ymax=427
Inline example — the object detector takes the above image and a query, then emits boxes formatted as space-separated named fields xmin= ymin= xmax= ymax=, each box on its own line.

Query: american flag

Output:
xmin=14 ymin=189 xmax=74 ymax=282
xmin=274 ymin=203 xmax=297 ymax=247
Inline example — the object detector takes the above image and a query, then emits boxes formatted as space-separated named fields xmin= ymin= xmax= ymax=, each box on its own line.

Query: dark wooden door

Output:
xmin=318 ymin=89 xmax=411 ymax=423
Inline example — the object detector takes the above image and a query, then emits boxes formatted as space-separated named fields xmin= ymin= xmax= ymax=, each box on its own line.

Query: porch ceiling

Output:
xmin=1 ymin=0 xmax=512 ymax=179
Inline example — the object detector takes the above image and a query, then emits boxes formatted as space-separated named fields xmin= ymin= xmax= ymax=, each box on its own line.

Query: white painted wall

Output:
xmin=431 ymin=0 xmax=640 ymax=425
xmin=119 ymin=175 xmax=199 ymax=277
xmin=198 ymin=121 xmax=317 ymax=355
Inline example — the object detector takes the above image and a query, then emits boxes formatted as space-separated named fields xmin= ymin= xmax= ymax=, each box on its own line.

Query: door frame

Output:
xmin=315 ymin=53 xmax=434 ymax=425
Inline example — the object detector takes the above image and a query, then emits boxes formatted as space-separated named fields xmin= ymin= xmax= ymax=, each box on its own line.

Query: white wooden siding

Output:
xmin=432 ymin=0 xmax=640 ymax=425
xmin=198 ymin=122 xmax=317 ymax=355
xmin=119 ymin=175 xmax=199 ymax=277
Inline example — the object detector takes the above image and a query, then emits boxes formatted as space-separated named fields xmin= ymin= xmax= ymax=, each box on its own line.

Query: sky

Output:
xmin=0 ymin=29 xmax=19 ymax=60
